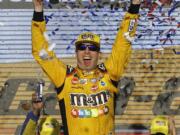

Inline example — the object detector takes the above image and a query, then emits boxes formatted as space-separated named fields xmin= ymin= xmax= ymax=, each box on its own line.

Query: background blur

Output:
xmin=0 ymin=0 xmax=180 ymax=134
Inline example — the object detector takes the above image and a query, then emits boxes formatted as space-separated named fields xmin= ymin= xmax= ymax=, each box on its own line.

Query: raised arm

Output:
xmin=104 ymin=0 xmax=141 ymax=81
xmin=32 ymin=0 xmax=66 ymax=88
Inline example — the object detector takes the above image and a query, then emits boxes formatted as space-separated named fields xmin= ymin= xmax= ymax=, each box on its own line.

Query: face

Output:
xmin=76 ymin=43 xmax=100 ymax=71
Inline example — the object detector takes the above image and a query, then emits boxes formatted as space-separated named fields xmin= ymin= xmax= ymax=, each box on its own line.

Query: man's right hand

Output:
xmin=33 ymin=0 xmax=43 ymax=12
xmin=32 ymin=93 xmax=44 ymax=116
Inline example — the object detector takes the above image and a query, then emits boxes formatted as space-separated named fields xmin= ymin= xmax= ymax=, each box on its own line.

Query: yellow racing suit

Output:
xmin=31 ymin=11 xmax=139 ymax=135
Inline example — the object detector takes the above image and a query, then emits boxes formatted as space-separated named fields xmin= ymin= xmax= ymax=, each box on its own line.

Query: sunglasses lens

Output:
xmin=76 ymin=44 xmax=99 ymax=52
xmin=88 ymin=45 xmax=98 ymax=51
xmin=77 ymin=44 xmax=86 ymax=50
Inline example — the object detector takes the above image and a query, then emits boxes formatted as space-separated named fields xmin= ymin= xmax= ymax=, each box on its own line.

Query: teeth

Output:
xmin=84 ymin=56 xmax=91 ymax=60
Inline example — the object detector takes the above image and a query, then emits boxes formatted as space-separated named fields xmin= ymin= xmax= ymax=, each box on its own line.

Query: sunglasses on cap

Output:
xmin=76 ymin=44 xmax=100 ymax=52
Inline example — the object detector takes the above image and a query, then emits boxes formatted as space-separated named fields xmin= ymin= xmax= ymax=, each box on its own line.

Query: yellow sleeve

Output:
xmin=31 ymin=21 xmax=66 ymax=87
xmin=104 ymin=12 xmax=139 ymax=81
xmin=20 ymin=111 xmax=39 ymax=135
xmin=22 ymin=119 xmax=37 ymax=135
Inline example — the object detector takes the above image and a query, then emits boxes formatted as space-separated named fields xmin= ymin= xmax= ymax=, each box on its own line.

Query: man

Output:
xmin=20 ymin=93 xmax=60 ymax=135
xmin=150 ymin=115 xmax=176 ymax=135
xmin=32 ymin=0 xmax=141 ymax=134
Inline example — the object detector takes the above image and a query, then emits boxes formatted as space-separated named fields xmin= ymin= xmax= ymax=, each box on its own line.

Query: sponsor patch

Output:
xmin=71 ymin=107 xmax=109 ymax=118
xmin=81 ymin=34 xmax=94 ymax=40
xmin=91 ymin=85 xmax=98 ymax=91
xmin=128 ymin=19 xmax=136 ymax=32
xmin=71 ymin=77 xmax=79 ymax=84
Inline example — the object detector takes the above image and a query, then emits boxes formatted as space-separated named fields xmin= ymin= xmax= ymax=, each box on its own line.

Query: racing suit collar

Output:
xmin=76 ymin=66 xmax=98 ymax=77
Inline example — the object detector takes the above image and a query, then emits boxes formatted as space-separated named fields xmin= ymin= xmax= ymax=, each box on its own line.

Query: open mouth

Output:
xmin=83 ymin=56 xmax=91 ymax=66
